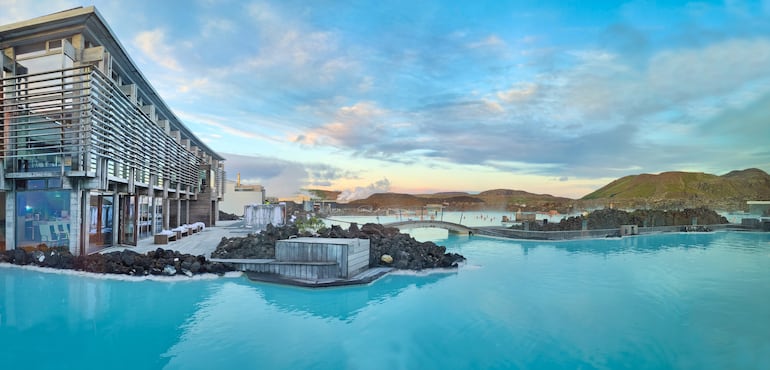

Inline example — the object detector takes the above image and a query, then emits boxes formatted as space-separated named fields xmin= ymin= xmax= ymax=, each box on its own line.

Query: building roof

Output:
xmin=0 ymin=6 xmax=225 ymax=161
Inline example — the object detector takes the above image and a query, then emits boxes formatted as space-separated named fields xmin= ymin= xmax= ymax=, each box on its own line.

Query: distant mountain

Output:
xmin=311 ymin=168 xmax=770 ymax=213
xmin=348 ymin=193 xmax=428 ymax=208
xmin=581 ymin=168 xmax=770 ymax=210
xmin=342 ymin=189 xmax=574 ymax=212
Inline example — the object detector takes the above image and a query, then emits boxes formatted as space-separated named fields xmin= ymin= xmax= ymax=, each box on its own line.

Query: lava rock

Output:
xmin=163 ymin=265 xmax=177 ymax=276
xmin=211 ymin=222 xmax=467 ymax=271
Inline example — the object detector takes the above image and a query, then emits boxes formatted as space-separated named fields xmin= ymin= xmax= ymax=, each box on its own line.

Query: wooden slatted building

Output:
xmin=0 ymin=7 xmax=225 ymax=255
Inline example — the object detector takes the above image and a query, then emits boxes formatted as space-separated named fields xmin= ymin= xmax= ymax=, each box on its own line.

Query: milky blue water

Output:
xmin=1 ymin=231 xmax=769 ymax=370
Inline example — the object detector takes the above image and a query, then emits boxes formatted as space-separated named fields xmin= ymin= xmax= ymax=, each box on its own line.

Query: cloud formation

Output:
xmin=133 ymin=29 xmax=182 ymax=71
xmin=337 ymin=178 xmax=391 ymax=202
xmin=221 ymin=153 xmax=360 ymax=198
xmin=4 ymin=1 xmax=768 ymax=198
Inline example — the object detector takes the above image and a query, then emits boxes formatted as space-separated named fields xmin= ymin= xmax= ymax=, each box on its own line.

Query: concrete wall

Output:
xmin=276 ymin=238 xmax=370 ymax=278
xmin=220 ymin=180 xmax=264 ymax=216
xmin=189 ymin=192 xmax=216 ymax=226
xmin=238 ymin=261 xmax=340 ymax=280
xmin=748 ymin=202 xmax=770 ymax=216
xmin=168 ymin=199 xmax=188 ymax=227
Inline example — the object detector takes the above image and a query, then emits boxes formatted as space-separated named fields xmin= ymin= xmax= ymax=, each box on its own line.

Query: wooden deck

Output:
xmin=243 ymin=267 xmax=393 ymax=288
xmin=211 ymin=258 xmax=394 ymax=287
xmin=211 ymin=238 xmax=391 ymax=287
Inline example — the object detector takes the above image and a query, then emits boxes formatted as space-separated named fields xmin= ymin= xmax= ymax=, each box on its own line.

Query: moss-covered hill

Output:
xmin=312 ymin=168 xmax=769 ymax=212
xmin=581 ymin=168 xmax=770 ymax=210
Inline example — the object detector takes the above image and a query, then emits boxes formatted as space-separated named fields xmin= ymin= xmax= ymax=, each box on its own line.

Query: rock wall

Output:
xmin=212 ymin=223 xmax=465 ymax=270
xmin=0 ymin=247 xmax=234 ymax=276
xmin=519 ymin=207 xmax=729 ymax=231
xmin=212 ymin=224 xmax=300 ymax=259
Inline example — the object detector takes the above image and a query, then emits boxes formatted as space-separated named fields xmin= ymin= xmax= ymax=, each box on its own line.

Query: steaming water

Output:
xmin=1 ymin=231 xmax=769 ymax=370
xmin=324 ymin=210 xmax=567 ymax=227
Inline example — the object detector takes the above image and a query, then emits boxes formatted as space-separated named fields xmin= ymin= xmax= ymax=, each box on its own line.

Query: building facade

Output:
xmin=0 ymin=7 xmax=225 ymax=255
xmin=220 ymin=177 xmax=265 ymax=216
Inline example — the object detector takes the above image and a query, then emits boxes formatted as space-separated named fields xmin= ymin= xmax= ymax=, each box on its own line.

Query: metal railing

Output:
xmin=1 ymin=65 xmax=203 ymax=191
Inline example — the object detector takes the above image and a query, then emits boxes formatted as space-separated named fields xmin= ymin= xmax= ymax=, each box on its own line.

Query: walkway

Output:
xmin=99 ymin=220 xmax=250 ymax=257
xmin=384 ymin=220 xmax=475 ymax=234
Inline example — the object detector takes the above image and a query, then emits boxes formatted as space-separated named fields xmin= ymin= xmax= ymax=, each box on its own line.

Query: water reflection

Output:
xmin=516 ymin=231 xmax=730 ymax=256
xmin=3 ymin=230 xmax=768 ymax=370
xmin=0 ymin=268 xmax=214 ymax=370
xmin=161 ymin=271 xmax=455 ymax=369
xmin=257 ymin=271 xmax=455 ymax=321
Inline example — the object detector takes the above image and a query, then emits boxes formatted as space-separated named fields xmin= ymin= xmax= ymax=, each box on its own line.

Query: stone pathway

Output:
xmin=100 ymin=220 xmax=252 ymax=258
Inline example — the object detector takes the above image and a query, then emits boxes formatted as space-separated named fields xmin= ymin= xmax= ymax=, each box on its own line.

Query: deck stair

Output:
xmin=211 ymin=238 xmax=373 ymax=284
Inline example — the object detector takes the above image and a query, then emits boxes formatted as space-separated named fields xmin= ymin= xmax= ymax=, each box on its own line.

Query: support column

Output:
xmin=163 ymin=179 xmax=170 ymax=230
xmin=149 ymin=176 xmax=157 ymax=235
xmin=6 ymin=192 xmax=15 ymax=250
xmin=69 ymin=186 xmax=85 ymax=256
xmin=175 ymin=182 xmax=181 ymax=227
xmin=150 ymin=194 xmax=157 ymax=234
xmin=112 ymin=192 xmax=119 ymax=246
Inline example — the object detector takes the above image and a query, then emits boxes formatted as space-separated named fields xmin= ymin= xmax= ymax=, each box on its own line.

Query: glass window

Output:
xmin=27 ymin=180 xmax=46 ymax=190
xmin=48 ymin=178 xmax=63 ymax=188
xmin=154 ymin=198 xmax=163 ymax=233
xmin=47 ymin=39 xmax=62 ymax=50
xmin=138 ymin=196 xmax=152 ymax=239
xmin=15 ymin=191 xmax=71 ymax=250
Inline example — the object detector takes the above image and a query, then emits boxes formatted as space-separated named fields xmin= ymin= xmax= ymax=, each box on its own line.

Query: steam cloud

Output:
xmin=337 ymin=178 xmax=391 ymax=202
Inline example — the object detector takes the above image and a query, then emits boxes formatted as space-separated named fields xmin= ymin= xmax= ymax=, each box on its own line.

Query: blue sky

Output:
xmin=2 ymin=0 xmax=769 ymax=199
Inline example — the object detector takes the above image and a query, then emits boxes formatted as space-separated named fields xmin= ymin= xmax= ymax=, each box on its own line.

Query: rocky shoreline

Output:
xmin=0 ymin=247 xmax=234 ymax=276
xmin=515 ymin=207 xmax=729 ymax=232
xmin=213 ymin=223 xmax=466 ymax=270
xmin=7 ymin=208 xmax=724 ymax=276
xmin=1 ymin=222 xmax=466 ymax=277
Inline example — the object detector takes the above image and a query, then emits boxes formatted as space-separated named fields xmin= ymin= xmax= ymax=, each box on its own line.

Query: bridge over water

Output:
xmin=384 ymin=220 xmax=477 ymax=235
xmin=383 ymin=220 xmax=535 ymax=238
xmin=327 ymin=217 xmax=636 ymax=240
xmin=327 ymin=218 xmax=736 ymax=240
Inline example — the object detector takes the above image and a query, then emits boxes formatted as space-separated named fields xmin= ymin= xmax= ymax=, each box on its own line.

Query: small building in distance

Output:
xmin=219 ymin=174 xmax=265 ymax=216
xmin=747 ymin=201 xmax=770 ymax=217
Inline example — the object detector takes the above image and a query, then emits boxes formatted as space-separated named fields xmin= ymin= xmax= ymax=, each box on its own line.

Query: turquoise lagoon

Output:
xmin=1 ymin=231 xmax=769 ymax=370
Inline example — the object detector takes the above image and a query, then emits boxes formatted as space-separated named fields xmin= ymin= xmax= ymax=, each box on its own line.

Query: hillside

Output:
xmin=342 ymin=189 xmax=574 ymax=213
xmin=312 ymin=168 xmax=769 ymax=213
xmin=581 ymin=168 xmax=770 ymax=210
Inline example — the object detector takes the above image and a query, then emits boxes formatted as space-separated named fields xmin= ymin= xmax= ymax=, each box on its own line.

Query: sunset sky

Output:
xmin=2 ymin=0 xmax=769 ymax=199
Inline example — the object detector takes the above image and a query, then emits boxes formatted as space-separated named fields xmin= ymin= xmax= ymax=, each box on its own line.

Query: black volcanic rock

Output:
xmin=219 ymin=210 xmax=240 ymax=220
xmin=212 ymin=223 xmax=300 ymax=259
xmin=1 ymin=247 xmax=233 ymax=277
xmin=211 ymin=223 xmax=465 ymax=270
xmin=515 ymin=207 xmax=728 ymax=231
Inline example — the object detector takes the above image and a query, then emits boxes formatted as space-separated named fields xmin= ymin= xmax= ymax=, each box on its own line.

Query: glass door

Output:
xmin=138 ymin=196 xmax=151 ymax=240
xmin=119 ymin=195 xmax=136 ymax=245
xmin=87 ymin=193 xmax=114 ymax=253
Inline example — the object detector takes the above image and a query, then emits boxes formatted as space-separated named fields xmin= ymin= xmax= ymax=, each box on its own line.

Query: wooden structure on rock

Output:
xmin=213 ymin=237 xmax=373 ymax=284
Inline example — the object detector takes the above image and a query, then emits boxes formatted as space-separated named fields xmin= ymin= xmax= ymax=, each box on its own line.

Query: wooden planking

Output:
xmin=240 ymin=261 xmax=339 ymax=280
xmin=347 ymin=239 xmax=370 ymax=276
xmin=277 ymin=240 xmax=345 ymax=263
xmin=275 ymin=238 xmax=370 ymax=278
xmin=222 ymin=238 xmax=373 ymax=280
